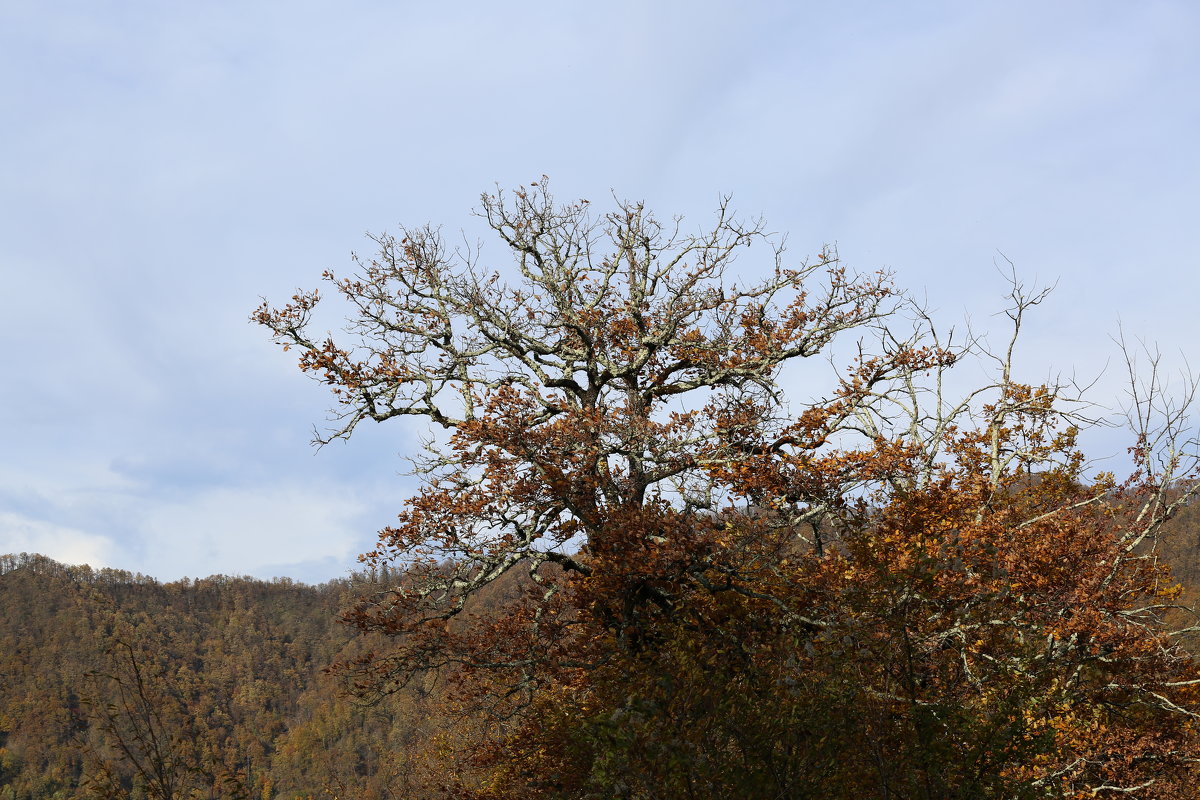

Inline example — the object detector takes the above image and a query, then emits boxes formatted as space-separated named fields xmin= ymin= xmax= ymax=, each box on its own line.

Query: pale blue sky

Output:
xmin=2 ymin=1 xmax=1197 ymax=582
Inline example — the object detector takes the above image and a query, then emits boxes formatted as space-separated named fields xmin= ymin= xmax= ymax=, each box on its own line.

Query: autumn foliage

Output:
xmin=0 ymin=556 xmax=439 ymax=800
xmin=256 ymin=181 xmax=1200 ymax=798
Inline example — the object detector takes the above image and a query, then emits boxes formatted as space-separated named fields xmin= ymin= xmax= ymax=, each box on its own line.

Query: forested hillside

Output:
xmin=0 ymin=553 xmax=470 ymax=799
xmin=5 ymin=490 xmax=1200 ymax=799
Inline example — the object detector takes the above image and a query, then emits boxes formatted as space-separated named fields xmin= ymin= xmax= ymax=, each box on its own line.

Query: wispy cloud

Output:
xmin=3 ymin=0 xmax=1198 ymax=580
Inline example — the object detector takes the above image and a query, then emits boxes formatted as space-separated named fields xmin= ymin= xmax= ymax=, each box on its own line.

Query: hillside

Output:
xmin=0 ymin=553 xmax=457 ymax=800
xmin=4 ymin=492 xmax=1200 ymax=799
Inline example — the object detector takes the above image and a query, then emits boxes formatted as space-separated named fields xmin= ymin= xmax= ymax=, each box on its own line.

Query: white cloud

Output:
xmin=0 ymin=512 xmax=117 ymax=568
xmin=134 ymin=484 xmax=371 ymax=581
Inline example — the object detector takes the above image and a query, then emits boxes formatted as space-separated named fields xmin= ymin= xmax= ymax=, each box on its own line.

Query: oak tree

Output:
xmin=257 ymin=182 xmax=1200 ymax=798
xmin=255 ymin=180 xmax=924 ymax=681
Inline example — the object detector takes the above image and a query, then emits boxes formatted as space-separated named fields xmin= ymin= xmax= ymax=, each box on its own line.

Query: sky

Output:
xmin=2 ymin=1 xmax=1198 ymax=584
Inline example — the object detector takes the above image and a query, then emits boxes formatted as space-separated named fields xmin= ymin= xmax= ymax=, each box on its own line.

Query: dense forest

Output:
xmin=0 ymin=552 xmax=481 ymax=799
xmin=4 ymin=496 xmax=1200 ymax=799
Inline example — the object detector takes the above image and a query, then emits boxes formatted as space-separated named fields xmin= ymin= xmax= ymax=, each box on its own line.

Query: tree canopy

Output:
xmin=256 ymin=181 xmax=1200 ymax=798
